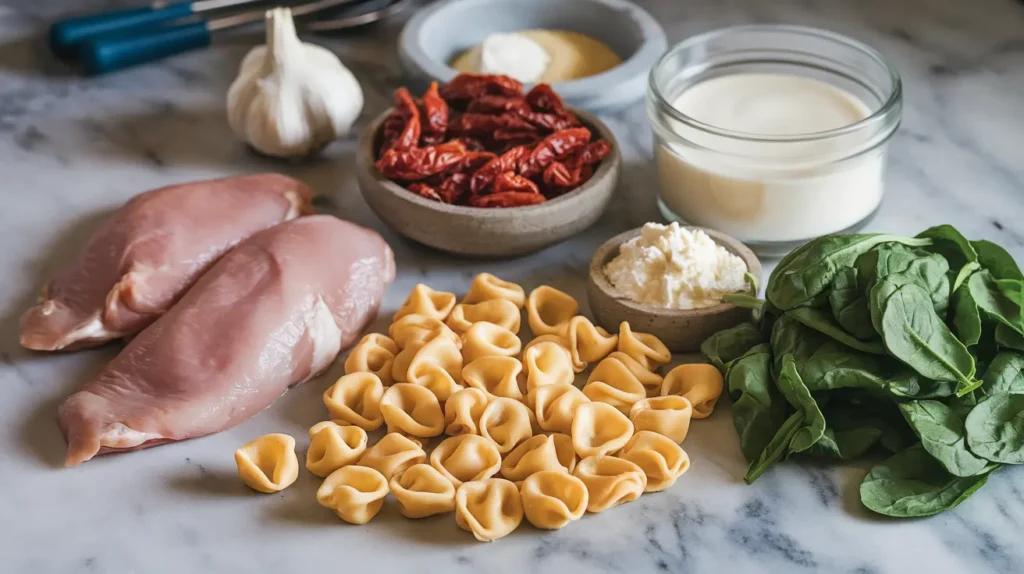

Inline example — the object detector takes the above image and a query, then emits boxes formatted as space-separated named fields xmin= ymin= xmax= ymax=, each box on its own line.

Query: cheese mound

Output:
xmin=604 ymin=222 xmax=748 ymax=309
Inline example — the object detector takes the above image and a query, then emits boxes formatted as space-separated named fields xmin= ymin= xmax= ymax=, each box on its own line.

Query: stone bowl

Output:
xmin=587 ymin=226 xmax=764 ymax=353
xmin=356 ymin=107 xmax=621 ymax=258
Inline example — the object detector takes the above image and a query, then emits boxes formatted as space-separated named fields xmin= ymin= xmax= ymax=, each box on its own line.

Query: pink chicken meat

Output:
xmin=59 ymin=215 xmax=395 ymax=466
xmin=20 ymin=173 xmax=314 ymax=351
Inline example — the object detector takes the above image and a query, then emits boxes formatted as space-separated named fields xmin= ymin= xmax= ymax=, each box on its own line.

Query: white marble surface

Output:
xmin=3 ymin=0 xmax=1024 ymax=572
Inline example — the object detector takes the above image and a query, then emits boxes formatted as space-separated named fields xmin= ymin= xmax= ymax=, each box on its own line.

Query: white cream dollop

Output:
xmin=475 ymin=32 xmax=551 ymax=83
xmin=604 ymin=222 xmax=748 ymax=309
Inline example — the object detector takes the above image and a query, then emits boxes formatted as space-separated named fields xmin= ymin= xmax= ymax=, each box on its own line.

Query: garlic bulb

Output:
xmin=227 ymin=8 xmax=363 ymax=158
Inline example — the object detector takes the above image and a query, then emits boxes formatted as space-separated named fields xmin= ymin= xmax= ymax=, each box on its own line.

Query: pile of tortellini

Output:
xmin=234 ymin=273 xmax=725 ymax=542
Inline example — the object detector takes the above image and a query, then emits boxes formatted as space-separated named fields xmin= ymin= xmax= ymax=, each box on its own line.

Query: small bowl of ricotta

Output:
xmin=398 ymin=0 xmax=667 ymax=110
xmin=587 ymin=222 xmax=762 ymax=352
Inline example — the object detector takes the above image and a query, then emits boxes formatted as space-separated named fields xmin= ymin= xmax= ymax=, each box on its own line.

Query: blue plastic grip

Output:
xmin=79 ymin=22 xmax=211 ymax=75
xmin=49 ymin=2 xmax=195 ymax=58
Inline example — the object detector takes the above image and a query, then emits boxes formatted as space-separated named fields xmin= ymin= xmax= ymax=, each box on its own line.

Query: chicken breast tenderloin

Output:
xmin=20 ymin=173 xmax=314 ymax=352
xmin=59 ymin=215 xmax=395 ymax=466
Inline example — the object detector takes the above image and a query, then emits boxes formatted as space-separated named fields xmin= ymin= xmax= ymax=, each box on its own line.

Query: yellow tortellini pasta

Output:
xmin=379 ymin=383 xmax=445 ymax=438
xmin=617 ymin=431 xmax=690 ymax=492
xmin=617 ymin=322 xmax=672 ymax=371
xmin=572 ymin=455 xmax=647 ymax=513
xmin=629 ymin=396 xmax=693 ymax=443
xmin=357 ymin=432 xmax=427 ymax=480
xmin=390 ymin=463 xmax=457 ymax=518
xmin=527 ymin=383 xmax=590 ymax=435
xmin=234 ymin=433 xmax=299 ymax=493
xmin=462 ymin=273 xmax=526 ymax=308
xmin=394 ymin=284 xmax=457 ymax=322
xmin=564 ymin=315 xmax=618 ymax=371
xmin=344 ymin=333 xmax=399 ymax=385
xmin=316 ymin=465 xmax=390 ymax=524
xmin=520 ymin=470 xmax=588 ymax=530
xmin=445 ymin=387 xmax=490 ymax=436
xmin=322 ymin=373 xmax=384 ymax=431
xmin=389 ymin=314 xmax=461 ymax=351
xmin=306 ymin=421 xmax=368 ymax=478
xmin=455 ymin=478 xmax=524 ymax=542
xmin=522 ymin=340 xmax=575 ymax=391
xmin=430 ymin=434 xmax=502 ymax=487
xmin=526 ymin=286 xmax=579 ymax=336
xmin=446 ymin=299 xmax=522 ymax=335
xmin=601 ymin=351 xmax=665 ymax=397
xmin=583 ymin=355 xmax=649 ymax=414
xmin=660 ymin=363 xmax=724 ymax=419
xmin=462 ymin=356 xmax=526 ymax=400
xmin=405 ymin=336 xmax=464 ymax=401
xmin=461 ymin=321 xmax=522 ymax=363
xmin=479 ymin=397 xmax=535 ymax=454
xmin=499 ymin=433 xmax=576 ymax=482
xmin=571 ymin=402 xmax=634 ymax=458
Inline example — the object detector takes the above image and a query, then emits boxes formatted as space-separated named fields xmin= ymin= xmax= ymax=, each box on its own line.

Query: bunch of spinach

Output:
xmin=702 ymin=226 xmax=1024 ymax=518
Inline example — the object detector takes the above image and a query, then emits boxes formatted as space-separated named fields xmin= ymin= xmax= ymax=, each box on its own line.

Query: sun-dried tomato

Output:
xmin=469 ymin=191 xmax=546 ymax=208
xmin=452 ymin=136 xmax=487 ymax=152
xmin=467 ymin=95 xmax=530 ymax=114
xmin=470 ymin=145 xmax=531 ymax=194
xmin=493 ymin=171 xmax=540 ymax=195
xmin=566 ymin=140 xmax=611 ymax=167
xmin=518 ymin=110 xmax=580 ymax=131
xmin=408 ymin=182 xmax=443 ymax=202
xmin=440 ymin=74 xmax=524 ymax=106
xmin=436 ymin=173 xmax=471 ymax=204
xmin=524 ymin=84 xmax=565 ymax=113
xmin=449 ymin=113 xmax=537 ymax=136
xmin=421 ymin=81 xmax=448 ymax=140
xmin=393 ymin=88 xmax=422 ymax=151
xmin=376 ymin=140 xmax=467 ymax=181
xmin=518 ymin=127 xmax=591 ymax=177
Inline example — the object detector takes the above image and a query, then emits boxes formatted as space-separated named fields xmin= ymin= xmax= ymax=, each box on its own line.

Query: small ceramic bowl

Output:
xmin=397 ymin=0 xmax=667 ymax=110
xmin=587 ymin=227 xmax=763 ymax=353
xmin=356 ymin=107 xmax=621 ymax=258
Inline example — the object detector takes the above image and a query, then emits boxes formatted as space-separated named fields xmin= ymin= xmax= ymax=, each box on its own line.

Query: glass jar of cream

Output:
xmin=647 ymin=25 xmax=902 ymax=256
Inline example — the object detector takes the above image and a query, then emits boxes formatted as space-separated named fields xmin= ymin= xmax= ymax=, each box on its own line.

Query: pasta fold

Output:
xmin=527 ymin=383 xmax=590 ymax=435
xmin=405 ymin=336 xmax=464 ymax=401
xmin=526 ymin=286 xmax=578 ymax=336
xmin=617 ymin=322 xmax=672 ymax=371
xmin=390 ymin=463 xmax=457 ymax=518
xmin=389 ymin=314 xmax=460 ymax=351
xmin=583 ymin=355 xmax=650 ymax=414
xmin=445 ymin=387 xmax=490 ymax=436
xmin=572 ymin=455 xmax=646 ymax=512
xmin=617 ymin=431 xmax=690 ymax=492
xmin=446 ymin=299 xmax=522 ymax=335
xmin=520 ymin=471 xmax=588 ymax=530
xmin=306 ymin=421 xmax=368 ymax=478
xmin=564 ymin=315 xmax=618 ymax=371
xmin=462 ymin=356 xmax=526 ymax=400
xmin=234 ymin=433 xmax=299 ymax=493
xmin=344 ymin=333 xmax=399 ymax=386
xmin=522 ymin=340 xmax=575 ymax=391
xmin=571 ymin=402 xmax=634 ymax=458
xmin=500 ymin=433 xmax=576 ymax=482
xmin=316 ymin=465 xmax=389 ymax=524
xmin=660 ymin=363 xmax=724 ymax=419
xmin=479 ymin=397 xmax=535 ymax=454
xmin=462 ymin=273 xmax=526 ymax=308
xmin=379 ymin=383 xmax=445 ymax=438
xmin=322 ymin=373 xmax=384 ymax=431
xmin=455 ymin=479 xmax=524 ymax=542
xmin=430 ymin=434 xmax=502 ymax=487
xmin=357 ymin=432 xmax=427 ymax=480
xmin=629 ymin=396 xmax=693 ymax=443
xmin=461 ymin=322 xmax=522 ymax=363
xmin=394 ymin=284 xmax=456 ymax=322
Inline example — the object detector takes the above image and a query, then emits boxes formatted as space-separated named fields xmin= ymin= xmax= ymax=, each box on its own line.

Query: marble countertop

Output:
xmin=3 ymin=0 xmax=1024 ymax=572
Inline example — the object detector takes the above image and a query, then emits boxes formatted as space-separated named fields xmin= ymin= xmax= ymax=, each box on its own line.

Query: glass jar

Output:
xmin=647 ymin=25 xmax=902 ymax=256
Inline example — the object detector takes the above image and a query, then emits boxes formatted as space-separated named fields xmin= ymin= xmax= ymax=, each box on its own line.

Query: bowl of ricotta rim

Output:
xmin=587 ymin=223 xmax=763 ymax=352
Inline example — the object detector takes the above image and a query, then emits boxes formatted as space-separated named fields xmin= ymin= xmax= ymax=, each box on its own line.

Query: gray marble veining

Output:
xmin=2 ymin=0 xmax=1024 ymax=572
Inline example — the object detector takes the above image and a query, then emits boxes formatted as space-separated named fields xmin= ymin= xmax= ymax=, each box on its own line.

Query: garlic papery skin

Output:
xmin=226 ymin=8 xmax=363 ymax=158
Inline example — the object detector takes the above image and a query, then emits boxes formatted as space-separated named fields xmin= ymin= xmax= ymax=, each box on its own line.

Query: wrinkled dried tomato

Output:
xmin=449 ymin=113 xmax=537 ymax=136
xmin=408 ymin=182 xmax=443 ymax=202
xmin=519 ymin=127 xmax=591 ymax=177
xmin=518 ymin=110 xmax=580 ymax=131
xmin=436 ymin=173 xmax=471 ymax=204
xmin=469 ymin=191 xmax=546 ymax=208
xmin=493 ymin=171 xmax=540 ymax=195
xmin=470 ymin=145 xmax=531 ymax=194
xmin=376 ymin=140 xmax=467 ymax=181
xmin=385 ymin=87 xmax=421 ymax=152
xmin=524 ymin=84 xmax=565 ymax=113
xmin=452 ymin=136 xmax=487 ymax=152
xmin=421 ymin=81 xmax=448 ymax=140
xmin=440 ymin=74 xmax=524 ymax=106
xmin=467 ymin=95 xmax=531 ymax=114
xmin=567 ymin=140 xmax=611 ymax=168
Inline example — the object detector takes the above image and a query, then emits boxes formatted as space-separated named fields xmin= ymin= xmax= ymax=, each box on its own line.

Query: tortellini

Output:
xmin=629 ymin=396 xmax=693 ymax=443
xmin=344 ymin=333 xmax=399 ymax=385
xmin=394 ymin=284 xmax=457 ymax=322
xmin=604 ymin=351 xmax=664 ymax=398
xmin=379 ymin=383 xmax=445 ymax=438
xmin=357 ymin=432 xmax=427 ymax=480
xmin=520 ymin=470 xmax=588 ymax=530
xmin=660 ymin=363 xmax=724 ymax=419
xmin=306 ymin=421 xmax=368 ymax=478
xmin=479 ymin=397 xmax=535 ymax=454
xmin=617 ymin=322 xmax=672 ymax=371
xmin=390 ymin=463 xmax=457 ymax=518
xmin=500 ymin=433 xmax=576 ymax=482
xmin=235 ymin=433 xmax=299 ymax=493
xmin=316 ymin=465 xmax=390 ymax=524
xmin=446 ymin=299 xmax=522 ymax=335
xmin=445 ymin=387 xmax=490 ymax=436
xmin=462 ymin=356 xmax=526 ymax=400
xmin=322 ymin=373 xmax=384 ymax=431
xmin=522 ymin=340 xmax=575 ymax=391
xmin=462 ymin=273 xmax=526 ymax=308
xmin=528 ymin=383 xmax=590 ymax=435
xmin=526 ymin=286 xmax=579 ymax=336
xmin=430 ymin=434 xmax=502 ymax=487
xmin=461 ymin=322 xmax=522 ymax=363
xmin=455 ymin=479 xmax=524 ymax=542
xmin=571 ymin=402 xmax=634 ymax=458
xmin=617 ymin=431 xmax=690 ymax=492
xmin=583 ymin=355 xmax=649 ymax=414
xmin=405 ymin=336 xmax=464 ymax=401
xmin=572 ymin=455 xmax=647 ymax=513
xmin=389 ymin=314 xmax=460 ymax=351
xmin=564 ymin=315 xmax=618 ymax=371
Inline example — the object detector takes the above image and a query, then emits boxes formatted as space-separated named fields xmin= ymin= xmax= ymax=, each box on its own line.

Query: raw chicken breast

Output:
xmin=20 ymin=173 xmax=314 ymax=352
xmin=59 ymin=215 xmax=395 ymax=466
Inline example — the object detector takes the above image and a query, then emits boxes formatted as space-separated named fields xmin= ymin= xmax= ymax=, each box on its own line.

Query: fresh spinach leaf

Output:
xmin=766 ymin=234 xmax=931 ymax=311
xmin=980 ymin=352 xmax=1024 ymax=395
xmin=721 ymin=293 xmax=765 ymax=310
xmin=866 ymin=251 xmax=951 ymax=331
xmin=727 ymin=344 xmax=787 ymax=462
xmin=860 ymin=444 xmax=993 ymax=518
xmin=744 ymin=410 xmax=805 ymax=484
xmin=829 ymin=268 xmax=876 ymax=340
xmin=965 ymin=393 xmax=1024 ymax=464
xmin=899 ymin=400 xmax=989 ymax=477
xmin=996 ymin=323 xmax=1024 ymax=352
xmin=777 ymin=355 xmax=826 ymax=452
xmin=797 ymin=341 xmax=951 ymax=398
xmin=806 ymin=403 xmax=887 ymax=459
xmin=952 ymin=283 xmax=983 ymax=347
xmin=786 ymin=307 xmax=886 ymax=355
xmin=953 ymin=262 xmax=981 ymax=293
xmin=968 ymin=270 xmax=1024 ymax=335
xmin=973 ymin=240 xmax=1024 ymax=282
xmin=701 ymin=322 xmax=764 ymax=375
xmin=917 ymin=224 xmax=978 ymax=270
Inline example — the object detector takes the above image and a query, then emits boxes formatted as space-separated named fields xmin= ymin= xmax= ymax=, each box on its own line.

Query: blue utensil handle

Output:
xmin=79 ymin=22 xmax=211 ymax=75
xmin=49 ymin=2 xmax=195 ymax=58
